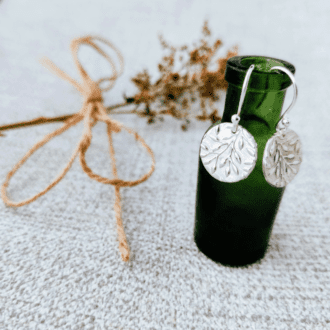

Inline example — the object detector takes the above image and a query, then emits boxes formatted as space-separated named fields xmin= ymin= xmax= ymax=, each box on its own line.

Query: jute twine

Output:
xmin=1 ymin=36 xmax=156 ymax=262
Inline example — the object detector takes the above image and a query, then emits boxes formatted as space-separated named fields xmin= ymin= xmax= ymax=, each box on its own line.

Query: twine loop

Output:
xmin=1 ymin=35 xmax=156 ymax=262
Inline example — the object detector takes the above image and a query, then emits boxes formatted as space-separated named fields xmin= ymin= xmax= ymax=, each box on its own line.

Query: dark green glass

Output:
xmin=194 ymin=56 xmax=296 ymax=267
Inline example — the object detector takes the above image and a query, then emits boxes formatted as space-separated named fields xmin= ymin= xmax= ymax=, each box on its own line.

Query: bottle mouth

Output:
xmin=240 ymin=57 xmax=286 ymax=73
xmin=225 ymin=56 xmax=295 ymax=92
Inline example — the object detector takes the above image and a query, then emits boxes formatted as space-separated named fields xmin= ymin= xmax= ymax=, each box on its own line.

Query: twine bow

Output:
xmin=1 ymin=36 xmax=155 ymax=262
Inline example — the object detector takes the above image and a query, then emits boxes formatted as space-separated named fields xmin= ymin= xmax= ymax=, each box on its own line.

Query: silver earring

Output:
xmin=262 ymin=66 xmax=302 ymax=187
xmin=200 ymin=65 xmax=258 ymax=183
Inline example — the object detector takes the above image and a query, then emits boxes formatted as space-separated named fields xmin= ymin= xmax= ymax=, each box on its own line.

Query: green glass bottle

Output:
xmin=194 ymin=56 xmax=296 ymax=267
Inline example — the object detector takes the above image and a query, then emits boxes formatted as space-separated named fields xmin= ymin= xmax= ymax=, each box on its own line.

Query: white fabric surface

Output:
xmin=0 ymin=0 xmax=329 ymax=329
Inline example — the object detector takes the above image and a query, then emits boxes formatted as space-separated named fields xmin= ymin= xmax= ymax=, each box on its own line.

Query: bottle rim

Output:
xmin=225 ymin=56 xmax=296 ymax=92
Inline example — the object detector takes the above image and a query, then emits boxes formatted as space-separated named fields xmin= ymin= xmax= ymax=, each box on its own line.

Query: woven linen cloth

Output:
xmin=0 ymin=0 xmax=329 ymax=329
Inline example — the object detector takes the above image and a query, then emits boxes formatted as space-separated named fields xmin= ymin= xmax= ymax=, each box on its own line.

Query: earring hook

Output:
xmin=231 ymin=64 xmax=255 ymax=133
xmin=270 ymin=66 xmax=298 ymax=130
xmin=237 ymin=64 xmax=255 ymax=117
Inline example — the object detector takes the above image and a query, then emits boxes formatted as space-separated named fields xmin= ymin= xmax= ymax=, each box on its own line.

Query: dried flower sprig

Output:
xmin=129 ymin=20 xmax=238 ymax=130
xmin=0 ymin=21 xmax=237 ymax=134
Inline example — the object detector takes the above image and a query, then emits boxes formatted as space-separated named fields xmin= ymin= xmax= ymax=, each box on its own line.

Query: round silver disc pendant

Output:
xmin=200 ymin=123 xmax=258 ymax=183
xmin=262 ymin=128 xmax=302 ymax=188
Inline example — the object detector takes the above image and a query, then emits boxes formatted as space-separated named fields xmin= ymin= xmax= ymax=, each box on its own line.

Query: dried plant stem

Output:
xmin=0 ymin=102 xmax=131 ymax=133
xmin=0 ymin=20 xmax=233 ymax=135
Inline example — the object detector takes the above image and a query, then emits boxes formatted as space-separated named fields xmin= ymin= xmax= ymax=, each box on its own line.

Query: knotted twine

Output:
xmin=1 ymin=36 xmax=155 ymax=262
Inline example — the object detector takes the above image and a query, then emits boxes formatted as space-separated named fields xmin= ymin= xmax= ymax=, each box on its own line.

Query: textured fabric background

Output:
xmin=0 ymin=0 xmax=329 ymax=329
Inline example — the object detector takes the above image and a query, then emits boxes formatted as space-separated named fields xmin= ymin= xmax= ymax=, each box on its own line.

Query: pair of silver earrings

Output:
xmin=200 ymin=64 xmax=302 ymax=188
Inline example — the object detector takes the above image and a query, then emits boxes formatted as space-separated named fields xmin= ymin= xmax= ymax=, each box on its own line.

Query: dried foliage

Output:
xmin=129 ymin=20 xmax=238 ymax=130
xmin=0 ymin=20 xmax=238 ymax=134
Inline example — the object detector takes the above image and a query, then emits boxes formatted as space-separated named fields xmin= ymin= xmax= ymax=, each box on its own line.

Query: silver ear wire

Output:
xmin=270 ymin=66 xmax=298 ymax=131
xmin=231 ymin=64 xmax=255 ymax=133
xmin=262 ymin=66 xmax=302 ymax=187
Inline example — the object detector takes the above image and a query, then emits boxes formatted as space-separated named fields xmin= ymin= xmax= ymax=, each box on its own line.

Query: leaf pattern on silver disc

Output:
xmin=200 ymin=122 xmax=258 ymax=182
xmin=262 ymin=129 xmax=302 ymax=187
